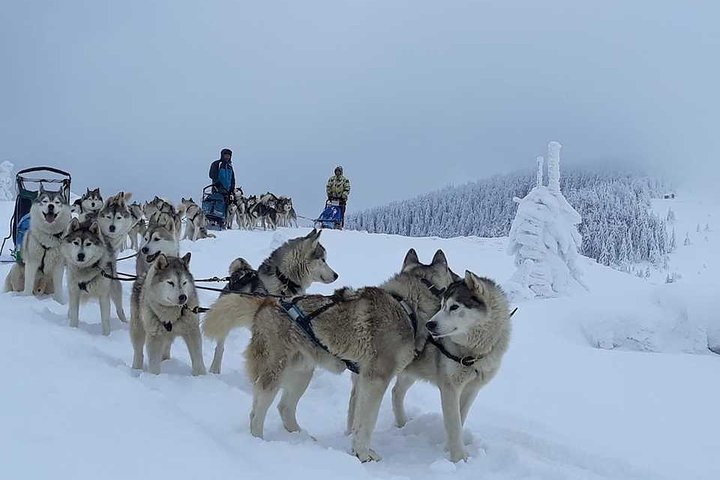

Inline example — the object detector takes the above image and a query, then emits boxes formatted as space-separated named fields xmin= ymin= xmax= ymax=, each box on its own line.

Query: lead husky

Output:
xmin=207 ymin=229 xmax=338 ymax=374
xmin=130 ymin=253 xmax=206 ymax=375
xmin=61 ymin=219 xmax=115 ymax=335
xmin=203 ymin=248 xmax=454 ymax=462
xmin=392 ymin=272 xmax=512 ymax=462
xmin=4 ymin=187 xmax=72 ymax=302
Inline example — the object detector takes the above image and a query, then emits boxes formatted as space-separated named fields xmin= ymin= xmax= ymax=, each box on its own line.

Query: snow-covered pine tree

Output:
xmin=506 ymin=142 xmax=585 ymax=298
xmin=0 ymin=161 xmax=14 ymax=201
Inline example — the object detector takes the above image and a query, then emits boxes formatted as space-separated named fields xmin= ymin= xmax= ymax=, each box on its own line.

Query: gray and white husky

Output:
xmin=206 ymin=229 xmax=338 ymax=374
xmin=97 ymin=191 xmax=134 ymax=323
xmin=127 ymin=202 xmax=146 ymax=251
xmin=392 ymin=271 xmax=512 ymax=462
xmin=61 ymin=219 xmax=115 ymax=335
xmin=130 ymin=253 xmax=206 ymax=376
xmin=203 ymin=247 xmax=455 ymax=462
xmin=180 ymin=197 xmax=214 ymax=241
xmin=4 ymin=186 xmax=72 ymax=302
xmin=135 ymin=222 xmax=180 ymax=278
xmin=78 ymin=187 xmax=103 ymax=222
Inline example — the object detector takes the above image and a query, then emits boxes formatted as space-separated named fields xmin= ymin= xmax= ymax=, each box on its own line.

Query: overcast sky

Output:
xmin=1 ymin=1 xmax=719 ymax=214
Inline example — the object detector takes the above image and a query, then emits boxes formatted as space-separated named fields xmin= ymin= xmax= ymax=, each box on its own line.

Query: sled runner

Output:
xmin=201 ymin=184 xmax=228 ymax=230
xmin=0 ymin=166 xmax=72 ymax=263
xmin=314 ymin=199 xmax=344 ymax=230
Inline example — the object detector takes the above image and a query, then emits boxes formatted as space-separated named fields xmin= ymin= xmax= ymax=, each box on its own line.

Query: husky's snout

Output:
xmin=109 ymin=225 xmax=116 ymax=233
xmin=178 ymin=294 xmax=188 ymax=304
xmin=77 ymin=252 xmax=85 ymax=262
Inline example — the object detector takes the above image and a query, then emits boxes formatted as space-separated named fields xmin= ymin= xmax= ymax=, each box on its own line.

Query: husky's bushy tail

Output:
xmin=202 ymin=294 xmax=267 ymax=340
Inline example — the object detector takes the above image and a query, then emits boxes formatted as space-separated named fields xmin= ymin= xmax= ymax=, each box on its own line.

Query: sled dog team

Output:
xmin=4 ymin=186 xmax=513 ymax=464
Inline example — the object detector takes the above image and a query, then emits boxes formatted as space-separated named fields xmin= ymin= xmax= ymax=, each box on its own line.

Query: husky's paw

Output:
xmin=209 ymin=365 xmax=221 ymax=375
xmin=353 ymin=448 xmax=382 ymax=463
xmin=448 ymin=447 xmax=469 ymax=463
xmin=192 ymin=367 xmax=207 ymax=376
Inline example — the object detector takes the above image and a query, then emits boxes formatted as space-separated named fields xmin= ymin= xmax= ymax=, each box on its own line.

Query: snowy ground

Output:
xmin=1 ymin=196 xmax=718 ymax=480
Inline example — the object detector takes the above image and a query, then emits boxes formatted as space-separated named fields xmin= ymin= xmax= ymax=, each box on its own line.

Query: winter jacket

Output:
xmin=326 ymin=174 xmax=351 ymax=201
xmin=209 ymin=159 xmax=235 ymax=194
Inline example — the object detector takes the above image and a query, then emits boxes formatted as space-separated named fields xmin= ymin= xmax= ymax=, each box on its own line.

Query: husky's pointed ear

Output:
xmin=86 ymin=187 xmax=91 ymax=194
xmin=88 ymin=221 xmax=100 ymax=235
xmin=181 ymin=197 xmax=186 ymax=203
xmin=155 ymin=254 xmax=169 ymax=270
xmin=431 ymin=250 xmax=448 ymax=269
xmin=402 ymin=248 xmax=420 ymax=272
xmin=39 ymin=184 xmax=47 ymax=195
xmin=181 ymin=252 xmax=191 ymax=267
xmin=464 ymin=270 xmax=485 ymax=296
xmin=305 ymin=228 xmax=321 ymax=243
xmin=65 ymin=218 xmax=80 ymax=236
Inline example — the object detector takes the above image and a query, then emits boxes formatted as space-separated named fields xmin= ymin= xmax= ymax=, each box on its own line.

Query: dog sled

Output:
xmin=0 ymin=166 xmax=72 ymax=263
xmin=314 ymin=199 xmax=344 ymax=230
xmin=201 ymin=184 xmax=228 ymax=230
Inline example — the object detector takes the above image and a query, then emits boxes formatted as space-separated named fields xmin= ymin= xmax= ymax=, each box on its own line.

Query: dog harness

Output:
xmin=31 ymin=231 xmax=63 ymax=273
xmin=279 ymin=298 xmax=360 ymax=374
xmin=77 ymin=260 xmax=108 ymax=293
xmin=222 ymin=270 xmax=266 ymax=296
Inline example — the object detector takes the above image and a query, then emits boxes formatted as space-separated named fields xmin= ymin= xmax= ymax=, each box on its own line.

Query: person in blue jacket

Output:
xmin=209 ymin=148 xmax=236 ymax=200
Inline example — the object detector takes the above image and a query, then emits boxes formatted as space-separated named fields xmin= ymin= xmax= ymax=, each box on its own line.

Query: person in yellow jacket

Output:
xmin=326 ymin=166 xmax=351 ymax=228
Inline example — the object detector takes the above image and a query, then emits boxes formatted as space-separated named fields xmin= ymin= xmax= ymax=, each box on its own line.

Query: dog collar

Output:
xmin=275 ymin=268 xmax=301 ymax=296
xmin=427 ymin=335 xmax=482 ymax=367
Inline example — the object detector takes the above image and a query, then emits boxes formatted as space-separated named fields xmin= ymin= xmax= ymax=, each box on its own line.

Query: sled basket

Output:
xmin=201 ymin=184 xmax=227 ymax=230
xmin=315 ymin=200 xmax=344 ymax=230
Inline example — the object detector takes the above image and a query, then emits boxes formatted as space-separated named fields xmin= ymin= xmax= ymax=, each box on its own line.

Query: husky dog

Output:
xmin=146 ymin=197 xmax=182 ymax=240
xmin=206 ymin=229 xmax=337 ymax=374
xmin=70 ymin=199 xmax=83 ymax=218
xmin=97 ymin=191 xmax=134 ymax=323
xmin=181 ymin=197 xmax=215 ymax=241
xmin=78 ymin=188 xmax=103 ymax=222
xmin=392 ymin=272 xmax=512 ymax=462
xmin=130 ymin=253 xmax=206 ymax=376
xmin=232 ymin=196 xmax=253 ymax=230
xmin=4 ymin=187 xmax=72 ymax=302
xmin=257 ymin=193 xmax=279 ymax=230
xmin=127 ymin=202 xmax=146 ymax=251
xmin=203 ymin=247 xmax=454 ymax=462
xmin=275 ymin=196 xmax=297 ymax=228
xmin=98 ymin=192 xmax=134 ymax=253
xmin=207 ymin=257 xmax=268 ymax=374
xmin=61 ymin=219 xmax=116 ymax=335
xmin=226 ymin=202 xmax=238 ymax=229
xmin=135 ymin=223 xmax=179 ymax=277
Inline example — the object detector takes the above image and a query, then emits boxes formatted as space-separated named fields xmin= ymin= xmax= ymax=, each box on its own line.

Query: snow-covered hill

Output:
xmin=0 ymin=195 xmax=717 ymax=480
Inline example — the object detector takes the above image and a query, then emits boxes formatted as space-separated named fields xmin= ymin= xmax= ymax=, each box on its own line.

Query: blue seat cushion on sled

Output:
xmin=202 ymin=193 xmax=227 ymax=222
